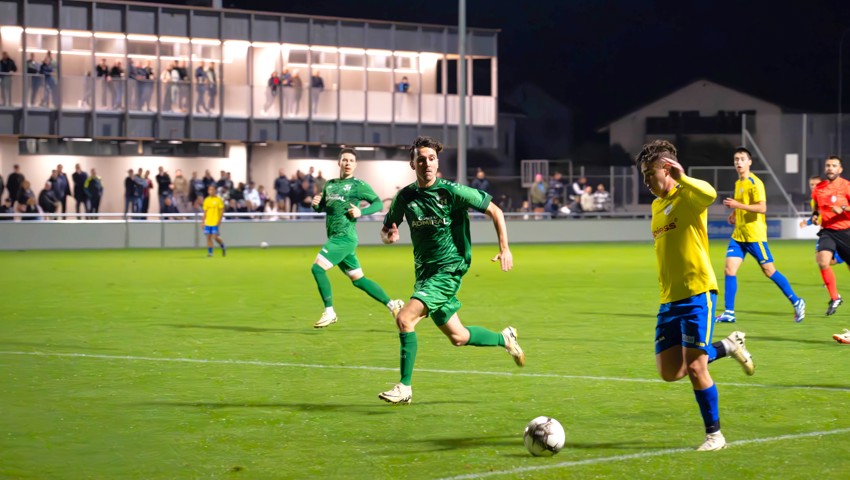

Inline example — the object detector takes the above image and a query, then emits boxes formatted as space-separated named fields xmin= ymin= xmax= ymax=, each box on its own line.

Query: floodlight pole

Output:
xmin=457 ymin=0 xmax=467 ymax=185
xmin=839 ymin=28 xmax=850 ymax=158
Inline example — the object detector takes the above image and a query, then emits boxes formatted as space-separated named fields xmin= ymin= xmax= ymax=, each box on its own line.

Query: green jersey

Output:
xmin=314 ymin=177 xmax=382 ymax=240
xmin=384 ymin=178 xmax=492 ymax=279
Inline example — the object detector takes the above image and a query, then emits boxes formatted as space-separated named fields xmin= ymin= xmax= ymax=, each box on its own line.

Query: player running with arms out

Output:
xmin=811 ymin=155 xmax=850 ymax=316
xmin=310 ymin=148 xmax=403 ymax=328
xmin=202 ymin=184 xmax=226 ymax=257
xmin=715 ymin=147 xmax=805 ymax=323
xmin=637 ymin=139 xmax=755 ymax=451
xmin=377 ymin=135 xmax=524 ymax=405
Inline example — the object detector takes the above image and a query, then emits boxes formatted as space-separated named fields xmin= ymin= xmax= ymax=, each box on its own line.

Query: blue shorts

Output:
xmin=726 ymin=239 xmax=773 ymax=264
xmin=655 ymin=291 xmax=717 ymax=354
xmin=815 ymin=237 xmax=845 ymax=264
xmin=204 ymin=225 xmax=219 ymax=236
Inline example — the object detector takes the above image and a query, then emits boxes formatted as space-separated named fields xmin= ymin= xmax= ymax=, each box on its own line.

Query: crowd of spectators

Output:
xmin=524 ymin=172 xmax=611 ymax=219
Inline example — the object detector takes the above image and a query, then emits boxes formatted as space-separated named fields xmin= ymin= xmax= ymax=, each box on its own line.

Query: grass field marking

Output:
xmin=2 ymin=350 xmax=850 ymax=394
xmin=437 ymin=427 xmax=850 ymax=480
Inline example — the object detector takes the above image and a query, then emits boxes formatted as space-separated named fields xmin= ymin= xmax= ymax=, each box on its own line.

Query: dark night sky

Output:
xmin=183 ymin=0 xmax=850 ymax=142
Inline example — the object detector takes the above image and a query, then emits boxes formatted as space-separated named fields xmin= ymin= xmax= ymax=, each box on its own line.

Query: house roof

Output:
xmin=597 ymin=78 xmax=789 ymax=133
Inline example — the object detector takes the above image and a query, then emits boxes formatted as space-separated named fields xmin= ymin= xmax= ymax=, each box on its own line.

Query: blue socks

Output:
xmin=724 ymin=274 xmax=737 ymax=312
xmin=694 ymin=384 xmax=720 ymax=434
xmin=769 ymin=270 xmax=799 ymax=304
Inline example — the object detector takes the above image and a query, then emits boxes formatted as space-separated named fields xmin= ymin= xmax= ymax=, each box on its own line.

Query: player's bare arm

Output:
xmin=485 ymin=202 xmax=512 ymax=271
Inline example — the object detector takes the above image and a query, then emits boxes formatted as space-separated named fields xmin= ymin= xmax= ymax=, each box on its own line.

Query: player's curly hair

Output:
xmin=339 ymin=147 xmax=357 ymax=160
xmin=409 ymin=136 xmax=443 ymax=160
xmin=635 ymin=139 xmax=678 ymax=168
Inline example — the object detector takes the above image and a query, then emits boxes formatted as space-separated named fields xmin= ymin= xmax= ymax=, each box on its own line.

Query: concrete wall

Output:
xmin=0 ymin=217 xmax=812 ymax=251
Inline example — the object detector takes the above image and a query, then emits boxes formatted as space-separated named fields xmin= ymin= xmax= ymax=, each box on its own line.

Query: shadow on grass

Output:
xmin=754 ymin=335 xmax=835 ymax=346
xmin=135 ymin=400 xmax=476 ymax=415
xmin=0 ymin=341 xmax=115 ymax=351
xmin=375 ymin=437 xmax=664 ymax=455
xmin=158 ymin=323 xmax=308 ymax=334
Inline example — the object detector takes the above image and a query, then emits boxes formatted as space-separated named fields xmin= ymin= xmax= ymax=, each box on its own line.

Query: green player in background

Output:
xmin=310 ymin=148 xmax=403 ymax=328
xmin=377 ymin=136 xmax=525 ymax=405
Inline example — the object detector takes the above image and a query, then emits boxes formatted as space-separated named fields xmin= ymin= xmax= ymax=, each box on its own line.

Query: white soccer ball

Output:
xmin=523 ymin=416 xmax=565 ymax=456
xmin=259 ymin=241 xmax=269 ymax=249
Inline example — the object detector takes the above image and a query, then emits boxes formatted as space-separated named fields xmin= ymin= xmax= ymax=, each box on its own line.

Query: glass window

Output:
xmin=367 ymin=49 xmax=391 ymax=70
xmin=222 ymin=40 xmax=249 ymax=117
xmin=191 ymin=39 xmax=221 ymax=115
xmin=0 ymin=26 xmax=23 ymax=108
xmin=25 ymin=28 xmax=59 ymax=109
xmin=94 ymin=32 xmax=127 ymax=112
xmin=252 ymin=42 xmax=282 ymax=118
xmin=127 ymin=35 xmax=158 ymax=113
xmin=159 ymin=37 xmax=190 ymax=114
xmin=312 ymin=66 xmax=338 ymax=120
xmin=59 ymin=31 xmax=93 ymax=111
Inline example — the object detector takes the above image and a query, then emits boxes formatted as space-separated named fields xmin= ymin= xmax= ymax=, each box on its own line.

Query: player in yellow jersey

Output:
xmin=637 ymin=139 xmax=754 ymax=452
xmin=715 ymin=147 xmax=805 ymax=323
xmin=202 ymin=184 xmax=226 ymax=257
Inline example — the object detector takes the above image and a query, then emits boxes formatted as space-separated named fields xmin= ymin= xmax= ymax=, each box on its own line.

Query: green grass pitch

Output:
xmin=1 ymin=240 xmax=849 ymax=479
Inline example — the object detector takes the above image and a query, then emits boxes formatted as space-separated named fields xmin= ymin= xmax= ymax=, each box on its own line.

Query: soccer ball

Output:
xmin=523 ymin=416 xmax=565 ymax=456
xmin=259 ymin=241 xmax=269 ymax=249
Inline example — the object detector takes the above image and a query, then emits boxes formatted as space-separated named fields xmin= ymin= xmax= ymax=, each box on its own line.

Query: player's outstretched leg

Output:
xmin=311 ymin=264 xmax=337 ymax=328
xmin=722 ymin=331 xmax=754 ymax=376
xmin=501 ymin=326 xmax=526 ymax=367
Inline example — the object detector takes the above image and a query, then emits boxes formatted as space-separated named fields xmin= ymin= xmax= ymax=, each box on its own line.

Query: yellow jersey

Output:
xmin=651 ymin=175 xmax=718 ymax=304
xmin=731 ymin=173 xmax=767 ymax=242
xmin=202 ymin=195 xmax=224 ymax=227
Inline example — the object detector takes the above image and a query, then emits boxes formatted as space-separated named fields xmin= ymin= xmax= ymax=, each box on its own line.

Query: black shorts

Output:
xmin=817 ymin=228 xmax=850 ymax=260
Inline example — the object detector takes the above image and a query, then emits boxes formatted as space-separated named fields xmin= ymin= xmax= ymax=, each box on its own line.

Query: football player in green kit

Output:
xmin=310 ymin=148 xmax=403 ymax=328
xmin=378 ymin=136 xmax=525 ymax=404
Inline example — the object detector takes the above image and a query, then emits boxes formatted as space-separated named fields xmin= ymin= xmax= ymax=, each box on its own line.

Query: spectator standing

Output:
xmin=176 ymin=61 xmax=189 ymax=111
xmin=39 ymin=53 xmax=57 ymax=108
xmin=172 ymin=169 xmax=189 ymax=212
xmin=274 ymin=168 xmax=291 ymax=214
xmin=310 ymin=70 xmax=324 ymax=115
xmin=84 ymin=168 xmax=103 ymax=219
xmin=0 ymin=51 xmax=17 ymax=107
xmin=205 ymin=62 xmax=217 ymax=112
xmin=26 ymin=53 xmax=41 ymax=107
xmin=244 ymin=181 xmax=261 ymax=212
xmin=290 ymin=69 xmax=303 ymax=116
xmin=263 ymin=71 xmax=280 ymax=113
xmin=72 ymin=163 xmax=88 ymax=216
xmin=7 ymin=164 xmax=23 ymax=205
xmin=195 ymin=62 xmax=209 ymax=114
xmin=155 ymin=167 xmax=173 ymax=213
xmin=109 ymin=60 xmax=124 ymax=109
xmin=471 ymin=168 xmax=491 ymax=194
xmin=96 ymin=58 xmax=109 ymax=107
xmin=53 ymin=164 xmax=71 ymax=214
xmin=529 ymin=173 xmax=547 ymax=219
xmin=396 ymin=76 xmax=410 ymax=93
xmin=141 ymin=170 xmax=153 ymax=215
xmin=15 ymin=179 xmax=35 ymax=212
xmin=188 ymin=171 xmax=205 ymax=208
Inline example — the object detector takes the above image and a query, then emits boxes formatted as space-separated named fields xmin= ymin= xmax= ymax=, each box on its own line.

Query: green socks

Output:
xmin=399 ymin=331 xmax=418 ymax=385
xmin=311 ymin=264 xmax=333 ymax=308
xmin=352 ymin=277 xmax=391 ymax=305
xmin=465 ymin=326 xmax=505 ymax=347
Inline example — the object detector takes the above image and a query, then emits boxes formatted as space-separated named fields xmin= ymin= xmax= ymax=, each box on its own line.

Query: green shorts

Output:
xmin=316 ymin=236 xmax=361 ymax=274
xmin=411 ymin=270 xmax=463 ymax=326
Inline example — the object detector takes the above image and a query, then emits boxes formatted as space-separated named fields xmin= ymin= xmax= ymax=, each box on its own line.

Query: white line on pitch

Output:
xmin=437 ymin=427 xmax=850 ymax=480
xmin=1 ymin=350 xmax=849 ymax=393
